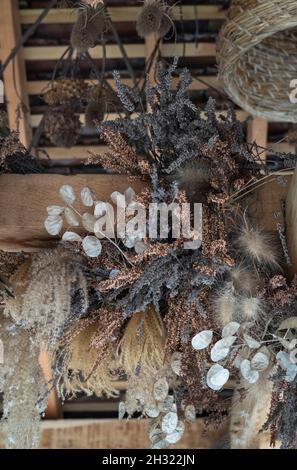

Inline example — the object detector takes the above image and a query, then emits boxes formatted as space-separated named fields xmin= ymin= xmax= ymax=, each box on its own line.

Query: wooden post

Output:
xmin=145 ymin=33 xmax=159 ymax=86
xmin=39 ymin=351 xmax=61 ymax=419
xmin=247 ymin=117 xmax=268 ymax=160
xmin=286 ymin=166 xmax=297 ymax=276
xmin=0 ymin=0 xmax=32 ymax=147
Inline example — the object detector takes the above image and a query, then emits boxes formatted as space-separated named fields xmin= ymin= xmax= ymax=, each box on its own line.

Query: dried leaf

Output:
xmin=81 ymin=187 xmax=94 ymax=207
xmin=191 ymin=330 xmax=213 ymax=350
xmin=165 ymin=420 xmax=185 ymax=444
xmin=144 ymin=403 xmax=160 ymax=418
xmin=62 ymin=231 xmax=82 ymax=242
xmin=47 ymin=205 xmax=64 ymax=216
xmin=44 ymin=215 xmax=63 ymax=236
xmin=161 ymin=411 xmax=178 ymax=434
xmin=118 ymin=401 xmax=126 ymax=420
xmin=210 ymin=340 xmax=230 ymax=362
xmin=207 ymin=364 xmax=229 ymax=391
xmin=64 ymin=208 xmax=80 ymax=226
xmin=184 ymin=404 xmax=196 ymax=422
xmin=243 ymin=334 xmax=261 ymax=349
xmin=125 ymin=187 xmax=136 ymax=205
xmin=94 ymin=202 xmax=107 ymax=218
xmin=153 ymin=377 xmax=169 ymax=401
xmin=82 ymin=236 xmax=102 ymax=257
xmin=111 ymin=191 xmax=126 ymax=208
xmin=82 ymin=213 xmax=96 ymax=232
xmin=60 ymin=185 xmax=75 ymax=204
xmin=222 ymin=321 xmax=240 ymax=337
xmin=240 ymin=359 xmax=259 ymax=384
xmin=251 ymin=351 xmax=269 ymax=371
xmin=170 ymin=352 xmax=182 ymax=376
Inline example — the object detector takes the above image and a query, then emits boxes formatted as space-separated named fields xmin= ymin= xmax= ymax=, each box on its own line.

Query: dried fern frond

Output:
xmin=116 ymin=305 xmax=166 ymax=377
xmin=4 ymin=246 xmax=88 ymax=351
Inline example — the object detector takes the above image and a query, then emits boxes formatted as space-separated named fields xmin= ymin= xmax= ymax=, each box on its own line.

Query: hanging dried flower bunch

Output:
xmin=2 ymin=59 xmax=297 ymax=449
xmin=0 ymin=112 xmax=42 ymax=174
xmin=44 ymin=105 xmax=81 ymax=148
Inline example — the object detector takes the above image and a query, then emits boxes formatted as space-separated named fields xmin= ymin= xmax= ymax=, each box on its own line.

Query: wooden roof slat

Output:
xmin=20 ymin=6 xmax=226 ymax=25
xmin=24 ymin=42 xmax=216 ymax=61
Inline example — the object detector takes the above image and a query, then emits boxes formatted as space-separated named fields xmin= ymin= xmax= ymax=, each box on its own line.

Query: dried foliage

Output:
xmin=3 ymin=60 xmax=297 ymax=449
xmin=0 ymin=113 xmax=42 ymax=174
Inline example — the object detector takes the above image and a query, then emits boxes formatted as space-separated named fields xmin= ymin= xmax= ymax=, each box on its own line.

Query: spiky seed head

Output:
xmin=71 ymin=6 xmax=107 ymax=51
xmin=136 ymin=1 xmax=164 ymax=38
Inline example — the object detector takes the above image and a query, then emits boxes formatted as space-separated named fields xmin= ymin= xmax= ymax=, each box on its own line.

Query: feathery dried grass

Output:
xmin=4 ymin=247 xmax=88 ymax=351
xmin=236 ymin=221 xmax=280 ymax=269
xmin=0 ymin=317 xmax=48 ymax=449
xmin=214 ymin=287 xmax=237 ymax=327
xmin=116 ymin=305 xmax=166 ymax=377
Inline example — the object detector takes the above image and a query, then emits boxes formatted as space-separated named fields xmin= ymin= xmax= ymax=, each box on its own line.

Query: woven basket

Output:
xmin=217 ymin=0 xmax=297 ymax=122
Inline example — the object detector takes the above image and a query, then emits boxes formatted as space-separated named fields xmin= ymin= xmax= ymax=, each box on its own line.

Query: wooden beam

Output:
xmin=0 ymin=418 xmax=227 ymax=449
xmin=0 ymin=173 xmax=291 ymax=253
xmin=27 ymin=76 xmax=220 ymax=95
xmin=39 ymin=143 xmax=296 ymax=164
xmin=30 ymin=110 xmax=250 ymax=128
xmin=0 ymin=0 xmax=32 ymax=147
xmin=0 ymin=174 xmax=145 ymax=252
xmin=20 ymin=6 xmax=226 ymax=24
xmin=24 ymin=42 xmax=216 ymax=61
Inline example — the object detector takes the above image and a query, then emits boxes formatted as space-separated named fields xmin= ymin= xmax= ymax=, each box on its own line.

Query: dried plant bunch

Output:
xmin=4 ymin=246 xmax=88 ymax=351
xmin=43 ymin=78 xmax=90 ymax=106
xmin=0 ymin=317 xmax=48 ymax=449
xmin=136 ymin=0 xmax=173 ymax=38
xmin=44 ymin=105 xmax=81 ymax=148
xmin=71 ymin=3 xmax=107 ymax=51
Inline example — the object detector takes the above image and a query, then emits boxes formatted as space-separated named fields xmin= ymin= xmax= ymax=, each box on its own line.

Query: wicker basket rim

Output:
xmin=218 ymin=4 xmax=297 ymax=72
